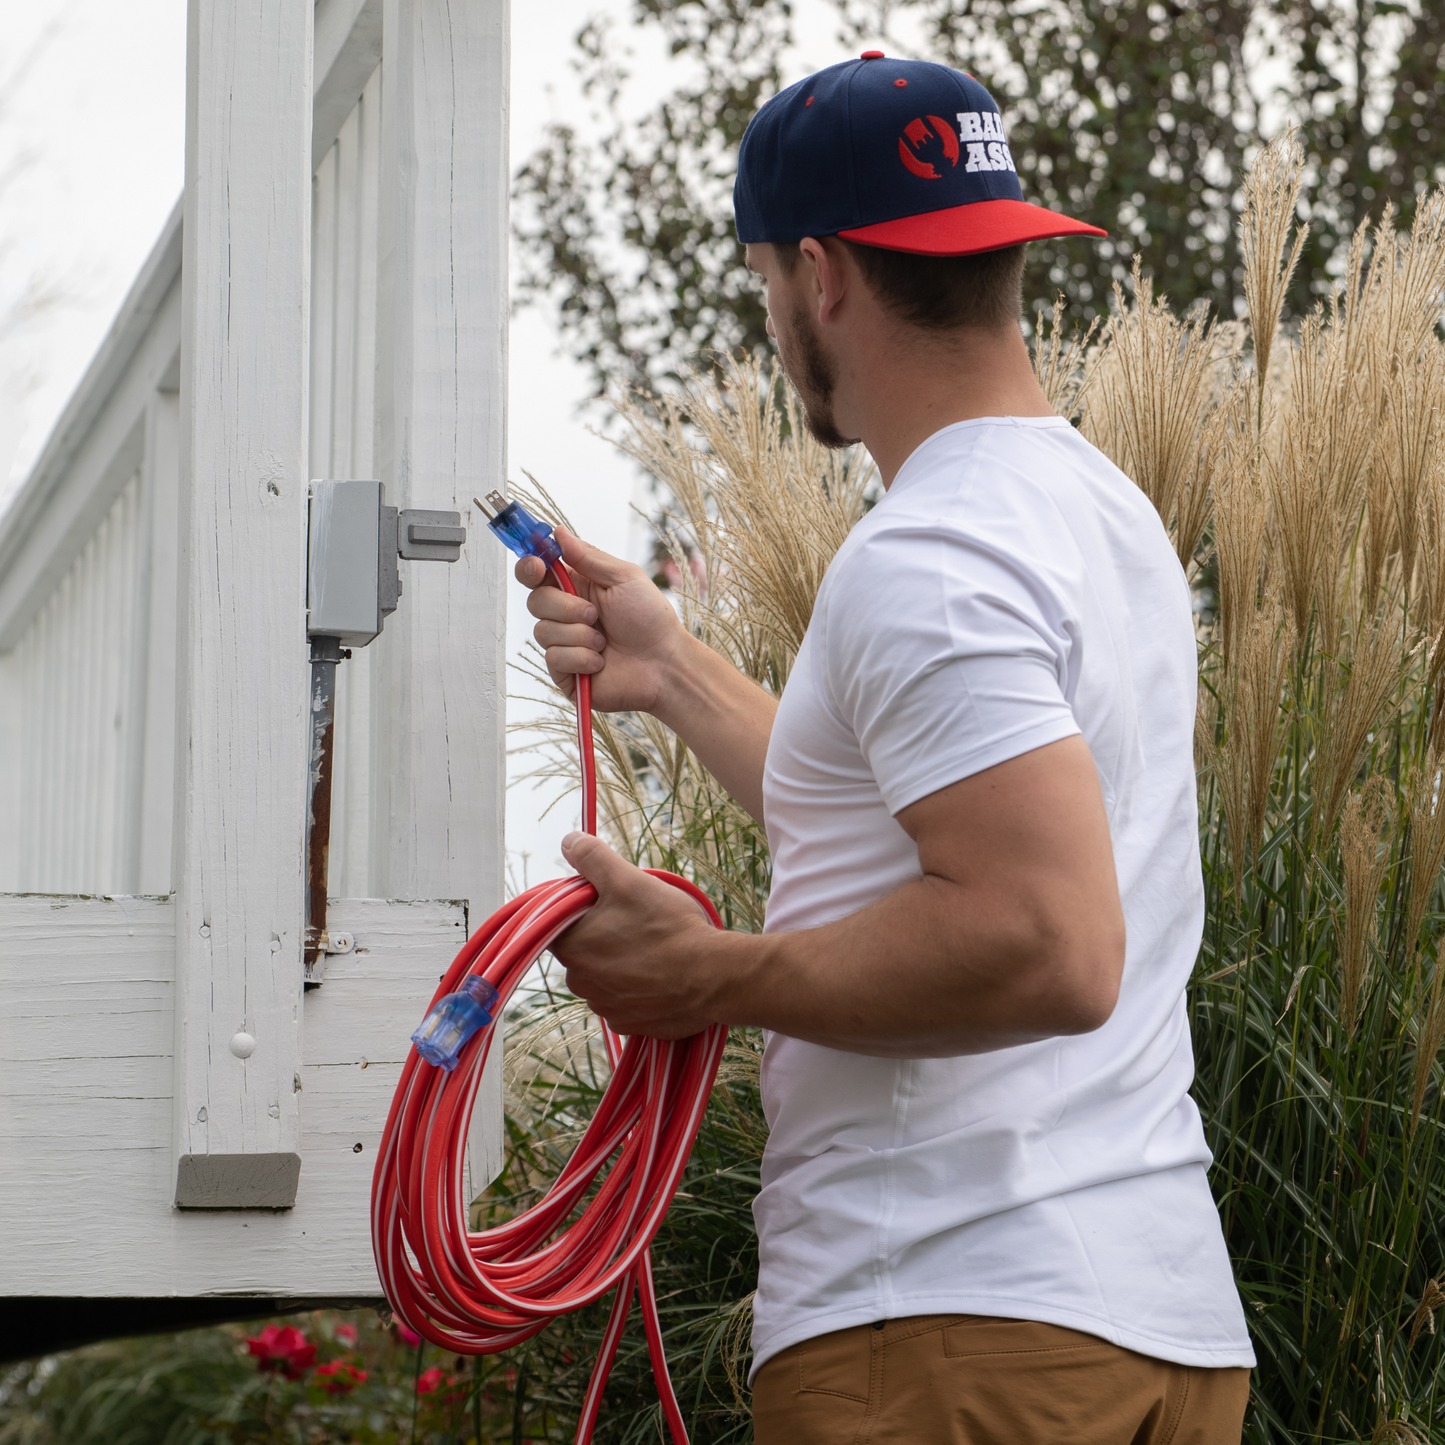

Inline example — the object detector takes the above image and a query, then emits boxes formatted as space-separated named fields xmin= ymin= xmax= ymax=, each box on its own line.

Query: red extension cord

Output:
xmin=371 ymin=563 xmax=728 ymax=1445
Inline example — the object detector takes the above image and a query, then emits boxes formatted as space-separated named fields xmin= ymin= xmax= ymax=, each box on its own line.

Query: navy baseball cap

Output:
xmin=734 ymin=53 xmax=1106 ymax=255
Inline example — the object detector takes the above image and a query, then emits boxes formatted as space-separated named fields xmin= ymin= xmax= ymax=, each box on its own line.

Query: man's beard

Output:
xmin=779 ymin=298 xmax=857 ymax=450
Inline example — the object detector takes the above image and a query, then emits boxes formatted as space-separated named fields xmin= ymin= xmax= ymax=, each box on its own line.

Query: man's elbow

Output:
xmin=1059 ymin=919 xmax=1126 ymax=1034
xmin=1030 ymin=910 xmax=1126 ymax=1036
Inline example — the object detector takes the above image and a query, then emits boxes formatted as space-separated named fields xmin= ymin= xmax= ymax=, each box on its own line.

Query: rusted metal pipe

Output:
xmin=303 ymin=635 xmax=343 ymax=987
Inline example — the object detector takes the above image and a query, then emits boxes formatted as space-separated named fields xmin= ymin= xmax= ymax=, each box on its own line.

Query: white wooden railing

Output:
xmin=0 ymin=207 xmax=183 ymax=896
xmin=11 ymin=472 xmax=142 ymax=894
xmin=0 ymin=0 xmax=508 ymax=1302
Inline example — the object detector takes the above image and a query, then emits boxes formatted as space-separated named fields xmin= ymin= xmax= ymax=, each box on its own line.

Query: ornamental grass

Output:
xmin=496 ymin=131 xmax=1445 ymax=1444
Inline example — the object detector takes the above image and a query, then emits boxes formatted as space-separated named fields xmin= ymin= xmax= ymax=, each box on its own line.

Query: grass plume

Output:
xmin=1239 ymin=128 xmax=1307 ymax=388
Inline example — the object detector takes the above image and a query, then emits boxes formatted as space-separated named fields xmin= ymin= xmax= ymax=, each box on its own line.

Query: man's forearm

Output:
xmin=700 ymin=870 xmax=1119 ymax=1057
xmin=553 ymin=733 xmax=1123 ymax=1053
xmin=652 ymin=633 xmax=778 ymax=825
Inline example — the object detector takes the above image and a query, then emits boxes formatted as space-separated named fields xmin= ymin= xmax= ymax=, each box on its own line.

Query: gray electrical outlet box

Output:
xmin=308 ymin=480 xmax=383 ymax=645
xmin=307 ymin=481 xmax=465 ymax=648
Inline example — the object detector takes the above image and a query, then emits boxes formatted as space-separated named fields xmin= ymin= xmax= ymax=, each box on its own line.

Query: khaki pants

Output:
xmin=752 ymin=1315 xmax=1250 ymax=1445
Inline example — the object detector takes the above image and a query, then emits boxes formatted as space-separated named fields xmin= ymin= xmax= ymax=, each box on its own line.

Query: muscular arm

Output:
xmin=519 ymin=528 xmax=776 ymax=823
xmin=556 ymin=734 xmax=1127 ymax=1056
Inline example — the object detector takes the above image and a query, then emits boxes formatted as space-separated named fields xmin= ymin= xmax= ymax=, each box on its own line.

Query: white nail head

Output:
xmin=230 ymin=1031 xmax=257 ymax=1059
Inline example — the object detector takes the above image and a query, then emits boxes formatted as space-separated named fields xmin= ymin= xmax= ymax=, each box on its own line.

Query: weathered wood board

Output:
xmin=0 ymin=893 xmax=466 ymax=1297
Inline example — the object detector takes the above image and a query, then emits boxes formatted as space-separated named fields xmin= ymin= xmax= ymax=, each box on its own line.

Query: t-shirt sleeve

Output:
xmin=819 ymin=518 xmax=1083 ymax=816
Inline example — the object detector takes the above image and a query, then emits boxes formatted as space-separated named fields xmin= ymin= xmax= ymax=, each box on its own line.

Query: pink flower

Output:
xmin=417 ymin=1366 xmax=446 ymax=1396
xmin=396 ymin=1322 xmax=422 ymax=1347
xmin=334 ymin=1323 xmax=358 ymax=1346
xmin=315 ymin=1360 xmax=368 ymax=1395
xmin=244 ymin=1324 xmax=316 ymax=1380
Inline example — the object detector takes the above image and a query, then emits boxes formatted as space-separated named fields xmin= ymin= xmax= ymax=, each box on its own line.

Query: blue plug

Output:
xmin=411 ymin=975 xmax=501 ymax=1072
xmin=477 ymin=490 xmax=562 ymax=568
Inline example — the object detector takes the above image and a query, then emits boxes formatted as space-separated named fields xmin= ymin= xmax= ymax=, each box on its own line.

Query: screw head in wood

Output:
xmin=230 ymin=1031 xmax=257 ymax=1059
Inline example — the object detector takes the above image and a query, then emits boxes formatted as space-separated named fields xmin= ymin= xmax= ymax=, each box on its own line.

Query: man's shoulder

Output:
xmin=830 ymin=439 xmax=1087 ymax=581
xmin=814 ymin=418 xmax=1175 ymax=667
xmin=844 ymin=420 xmax=1166 ymax=581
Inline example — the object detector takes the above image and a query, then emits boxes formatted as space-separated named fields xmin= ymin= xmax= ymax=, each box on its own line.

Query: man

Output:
xmin=518 ymin=54 xmax=1255 ymax=1444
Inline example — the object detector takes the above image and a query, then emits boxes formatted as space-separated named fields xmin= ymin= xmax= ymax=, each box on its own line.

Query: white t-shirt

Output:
xmin=750 ymin=416 xmax=1254 ymax=1378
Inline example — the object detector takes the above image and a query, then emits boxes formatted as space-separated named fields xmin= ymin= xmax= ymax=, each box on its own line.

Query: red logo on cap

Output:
xmin=898 ymin=116 xmax=959 ymax=179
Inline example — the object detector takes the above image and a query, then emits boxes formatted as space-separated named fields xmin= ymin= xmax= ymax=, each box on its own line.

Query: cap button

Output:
xmin=860 ymin=50 xmax=884 ymax=59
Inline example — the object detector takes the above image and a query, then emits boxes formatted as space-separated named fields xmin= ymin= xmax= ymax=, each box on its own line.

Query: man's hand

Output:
xmin=519 ymin=528 xmax=688 ymax=715
xmin=554 ymin=832 xmax=730 ymax=1039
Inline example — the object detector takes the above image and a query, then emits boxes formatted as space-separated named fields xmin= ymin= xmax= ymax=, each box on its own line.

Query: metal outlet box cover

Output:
xmin=308 ymin=480 xmax=381 ymax=644
xmin=398 ymin=508 xmax=465 ymax=561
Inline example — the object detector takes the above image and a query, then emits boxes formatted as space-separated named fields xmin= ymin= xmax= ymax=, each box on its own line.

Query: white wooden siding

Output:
xmin=10 ymin=474 xmax=142 ymax=894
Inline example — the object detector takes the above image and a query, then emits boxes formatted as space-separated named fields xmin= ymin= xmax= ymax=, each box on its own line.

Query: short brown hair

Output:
xmin=775 ymin=239 xmax=1026 ymax=332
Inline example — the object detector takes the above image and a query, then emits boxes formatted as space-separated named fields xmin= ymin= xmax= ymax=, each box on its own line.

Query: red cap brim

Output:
xmin=838 ymin=197 xmax=1106 ymax=255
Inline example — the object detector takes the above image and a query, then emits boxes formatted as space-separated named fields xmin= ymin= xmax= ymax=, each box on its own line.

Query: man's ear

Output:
xmin=799 ymin=235 xmax=848 ymax=326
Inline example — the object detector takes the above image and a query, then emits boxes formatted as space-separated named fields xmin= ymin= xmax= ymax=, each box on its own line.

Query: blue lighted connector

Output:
xmin=477 ymin=490 xmax=562 ymax=568
xmin=411 ymin=975 xmax=500 ymax=1071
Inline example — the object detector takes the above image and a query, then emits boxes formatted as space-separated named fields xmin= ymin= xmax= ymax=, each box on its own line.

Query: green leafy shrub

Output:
xmin=0 ymin=1311 xmax=511 ymax=1445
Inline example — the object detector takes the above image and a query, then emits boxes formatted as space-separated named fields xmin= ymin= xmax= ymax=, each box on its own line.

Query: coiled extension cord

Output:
xmin=371 ymin=523 xmax=728 ymax=1445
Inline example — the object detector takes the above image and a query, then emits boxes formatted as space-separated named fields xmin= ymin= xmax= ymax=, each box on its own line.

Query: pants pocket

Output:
xmin=797 ymin=1326 xmax=872 ymax=1401
xmin=753 ymin=1327 xmax=874 ymax=1445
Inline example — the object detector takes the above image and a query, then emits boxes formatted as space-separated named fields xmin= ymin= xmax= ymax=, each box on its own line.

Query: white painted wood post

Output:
xmin=372 ymin=0 xmax=510 ymax=1189
xmin=171 ymin=0 xmax=315 ymax=1208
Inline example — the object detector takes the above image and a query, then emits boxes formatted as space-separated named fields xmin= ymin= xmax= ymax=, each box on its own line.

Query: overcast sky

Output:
xmin=0 ymin=0 xmax=860 ymax=876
